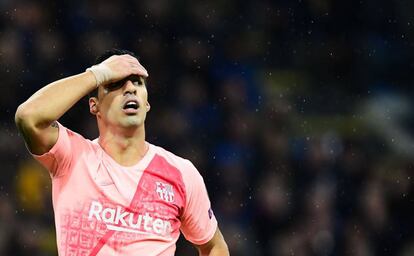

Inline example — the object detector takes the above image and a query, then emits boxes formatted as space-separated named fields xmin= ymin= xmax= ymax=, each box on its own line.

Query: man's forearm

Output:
xmin=16 ymin=71 xmax=96 ymax=128
xmin=196 ymin=228 xmax=229 ymax=256
xmin=199 ymin=245 xmax=230 ymax=256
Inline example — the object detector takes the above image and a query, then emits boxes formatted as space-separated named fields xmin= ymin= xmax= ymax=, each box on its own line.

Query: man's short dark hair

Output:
xmin=89 ymin=49 xmax=140 ymax=98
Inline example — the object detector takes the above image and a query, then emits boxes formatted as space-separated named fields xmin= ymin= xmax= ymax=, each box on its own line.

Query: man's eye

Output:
xmin=105 ymin=81 xmax=124 ymax=91
xmin=133 ymin=79 xmax=144 ymax=86
xmin=104 ymin=76 xmax=144 ymax=91
xmin=129 ymin=75 xmax=144 ymax=86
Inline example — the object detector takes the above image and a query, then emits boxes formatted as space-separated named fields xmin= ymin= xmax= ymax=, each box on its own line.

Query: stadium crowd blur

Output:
xmin=1 ymin=0 xmax=414 ymax=255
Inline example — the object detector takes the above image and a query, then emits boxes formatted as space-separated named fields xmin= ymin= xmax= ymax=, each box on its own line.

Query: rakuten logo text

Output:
xmin=88 ymin=201 xmax=172 ymax=238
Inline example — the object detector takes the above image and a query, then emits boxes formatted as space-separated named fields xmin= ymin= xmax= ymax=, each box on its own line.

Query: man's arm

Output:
xmin=195 ymin=227 xmax=229 ymax=256
xmin=15 ymin=72 xmax=97 ymax=155
xmin=15 ymin=54 xmax=147 ymax=155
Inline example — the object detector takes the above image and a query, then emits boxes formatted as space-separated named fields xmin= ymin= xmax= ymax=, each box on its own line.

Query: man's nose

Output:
xmin=123 ymin=80 xmax=137 ymax=95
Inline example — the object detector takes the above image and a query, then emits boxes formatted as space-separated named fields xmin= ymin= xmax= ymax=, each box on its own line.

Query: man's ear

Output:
xmin=145 ymin=102 xmax=151 ymax=112
xmin=89 ymin=97 xmax=99 ymax=115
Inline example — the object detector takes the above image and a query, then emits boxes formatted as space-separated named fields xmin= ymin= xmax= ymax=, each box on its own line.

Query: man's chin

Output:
xmin=120 ymin=117 xmax=144 ymax=128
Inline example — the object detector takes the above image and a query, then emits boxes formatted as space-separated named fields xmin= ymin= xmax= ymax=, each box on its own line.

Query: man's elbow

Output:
xmin=15 ymin=103 xmax=31 ymax=129
xmin=15 ymin=103 xmax=46 ymax=130
xmin=15 ymin=103 xmax=59 ymax=155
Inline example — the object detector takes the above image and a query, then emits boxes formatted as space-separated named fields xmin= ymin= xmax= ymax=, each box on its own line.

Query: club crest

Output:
xmin=155 ymin=181 xmax=175 ymax=203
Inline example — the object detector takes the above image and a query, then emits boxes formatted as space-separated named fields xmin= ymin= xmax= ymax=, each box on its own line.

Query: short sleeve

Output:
xmin=32 ymin=122 xmax=76 ymax=178
xmin=180 ymin=160 xmax=218 ymax=245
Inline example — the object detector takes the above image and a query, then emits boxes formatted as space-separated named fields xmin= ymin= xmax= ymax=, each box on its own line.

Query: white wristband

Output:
xmin=86 ymin=63 xmax=113 ymax=87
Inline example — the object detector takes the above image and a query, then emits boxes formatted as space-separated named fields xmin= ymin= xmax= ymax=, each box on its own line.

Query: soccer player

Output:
xmin=15 ymin=49 xmax=229 ymax=256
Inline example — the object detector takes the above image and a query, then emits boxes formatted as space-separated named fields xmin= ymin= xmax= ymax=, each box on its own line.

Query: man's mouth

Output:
xmin=123 ymin=100 xmax=139 ymax=110
xmin=122 ymin=99 xmax=139 ymax=114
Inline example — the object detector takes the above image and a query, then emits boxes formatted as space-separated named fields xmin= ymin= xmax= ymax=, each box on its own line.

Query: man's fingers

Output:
xmin=138 ymin=65 xmax=148 ymax=77
xmin=105 ymin=54 xmax=149 ymax=78
xmin=128 ymin=64 xmax=148 ymax=77
xmin=129 ymin=61 xmax=148 ymax=75
xmin=123 ymin=55 xmax=142 ymax=66
xmin=124 ymin=55 xmax=147 ymax=71
xmin=129 ymin=63 xmax=149 ymax=77
xmin=120 ymin=55 xmax=148 ymax=76
xmin=133 ymin=67 xmax=149 ymax=78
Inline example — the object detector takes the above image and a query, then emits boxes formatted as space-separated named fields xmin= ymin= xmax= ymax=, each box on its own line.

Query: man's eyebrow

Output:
xmin=104 ymin=75 xmax=145 ymax=91
xmin=104 ymin=81 xmax=124 ymax=90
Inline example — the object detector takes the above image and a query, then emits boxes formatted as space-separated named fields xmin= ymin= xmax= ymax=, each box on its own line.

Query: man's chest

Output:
xmin=57 ymin=158 xmax=187 ymax=247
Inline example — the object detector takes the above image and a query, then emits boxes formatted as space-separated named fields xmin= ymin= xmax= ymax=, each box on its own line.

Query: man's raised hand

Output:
xmin=87 ymin=54 xmax=149 ymax=87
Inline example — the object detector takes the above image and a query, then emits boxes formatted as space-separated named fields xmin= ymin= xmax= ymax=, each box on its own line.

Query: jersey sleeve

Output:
xmin=32 ymin=122 xmax=80 ymax=178
xmin=180 ymin=160 xmax=218 ymax=245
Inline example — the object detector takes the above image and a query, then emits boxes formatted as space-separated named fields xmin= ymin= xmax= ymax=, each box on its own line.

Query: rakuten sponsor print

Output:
xmin=88 ymin=201 xmax=172 ymax=239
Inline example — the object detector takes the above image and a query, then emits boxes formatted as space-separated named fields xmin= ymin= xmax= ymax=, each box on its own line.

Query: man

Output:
xmin=15 ymin=49 xmax=229 ymax=256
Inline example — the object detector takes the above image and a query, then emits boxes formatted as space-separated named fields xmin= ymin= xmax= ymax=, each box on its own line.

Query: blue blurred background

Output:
xmin=1 ymin=0 xmax=414 ymax=255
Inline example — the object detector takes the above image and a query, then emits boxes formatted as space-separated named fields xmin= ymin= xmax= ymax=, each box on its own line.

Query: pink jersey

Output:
xmin=33 ymin=123 xmax=217 ymax=256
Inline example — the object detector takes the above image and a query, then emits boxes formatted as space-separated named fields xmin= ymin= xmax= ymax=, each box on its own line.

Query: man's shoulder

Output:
xmin=59 ymin=123 xmax=97 ymax=149
xmin=148 ymin=143 xmax=205 ymax=194
xmin=149 ymin=143 xmax=196 ymax=173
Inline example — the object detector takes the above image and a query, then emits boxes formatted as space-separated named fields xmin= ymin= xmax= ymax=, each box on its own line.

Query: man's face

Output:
xmin=89 ymin=76 xmax=150 ymax=129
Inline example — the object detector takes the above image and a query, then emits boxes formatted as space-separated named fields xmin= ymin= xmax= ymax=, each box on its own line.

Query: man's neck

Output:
xmin=98 ymin=125 xmax=148 ymax=167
